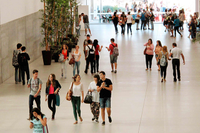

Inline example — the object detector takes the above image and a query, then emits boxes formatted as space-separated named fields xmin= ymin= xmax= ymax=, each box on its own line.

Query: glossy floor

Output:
xmin=1 ymin=24 xmax=200 ymax=133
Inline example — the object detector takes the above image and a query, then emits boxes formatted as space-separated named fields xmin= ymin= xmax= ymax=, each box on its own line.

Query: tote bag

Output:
xmin=56 ymin=94 xmax=60 ymax=106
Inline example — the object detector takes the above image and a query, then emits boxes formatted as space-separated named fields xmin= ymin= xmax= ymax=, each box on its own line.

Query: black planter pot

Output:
xmin=54 ymin=53 xmax=59 ymax=62
xmin=42 ymin=51 xmax=52 ymax=65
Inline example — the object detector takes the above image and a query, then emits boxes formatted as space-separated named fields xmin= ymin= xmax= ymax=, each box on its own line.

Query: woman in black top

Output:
xmin=45 ymin=74 xmax=61 ymax=120
xmin=112 ymin=12 xmax=119 ymax=34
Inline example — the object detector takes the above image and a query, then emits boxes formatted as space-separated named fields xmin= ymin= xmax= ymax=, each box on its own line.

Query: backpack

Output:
xmin=111 ymin=44 xmax=119 ymax=57
xmin=12 ymin=50 xmax=19 ymax=67
xmin=87 ymin=45 xmax=95 ymax=58
xmin=160 ymin=51 xmax=167 ymax=66
xmin=141 ymin=13 xmax=145 ymax=20
xmin=150 ymin=13 xmax=155 ymax=21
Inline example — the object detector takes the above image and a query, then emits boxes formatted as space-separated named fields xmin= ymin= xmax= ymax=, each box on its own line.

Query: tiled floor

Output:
xmin=1 ymin=24 xmax=200 ymax=133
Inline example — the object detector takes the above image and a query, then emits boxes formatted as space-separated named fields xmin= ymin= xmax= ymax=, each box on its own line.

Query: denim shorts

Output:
xmin=110 ymin=54 xmax=117 ymax=63
xmin=84 ymin=23 xmax=90 ymax=29
xmin=99 ymin=98 xmax=111 ymax=108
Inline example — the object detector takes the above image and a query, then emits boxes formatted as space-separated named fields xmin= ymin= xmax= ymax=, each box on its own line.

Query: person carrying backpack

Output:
xmin=18 ymin=46 xmax=30 ymax=85
xmin=140 ymin=9 xmax=146 ymax=30
xmin=158 ymin=46 xmax=170 ymax=82
xmin=84 ymin=40 xmax=96 ymax=74
xmin=106 ymin=38 xmax=119 ymax=73
xmin=13 ymin=43 xmax=22 ymax=84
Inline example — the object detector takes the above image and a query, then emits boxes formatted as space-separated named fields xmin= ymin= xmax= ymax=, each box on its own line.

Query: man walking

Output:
xmin=81 ymin=13 xmax=92 ymax=36
xmin=169 ymin=43 xmax=185 ymax=82
xmin=83 ymin=34 xmax=92 ymax=56
xmin=97 ymin=71 xmax=113 ymax=125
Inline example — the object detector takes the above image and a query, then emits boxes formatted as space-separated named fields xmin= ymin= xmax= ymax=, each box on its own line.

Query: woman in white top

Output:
xmin=88 ymin=74 xmax=100 ymax=122
xmin=136 ymin=9 xmax=141 ymax=30
xmin=126 ymin=12 xmax=133 ymax=35
xmin=72 ymin=45 xmax=81 ymax=76
xmin=69 ymin=74 xmax=84 ymax=124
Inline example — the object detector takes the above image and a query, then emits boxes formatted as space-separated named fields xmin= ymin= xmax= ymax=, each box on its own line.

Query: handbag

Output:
xmin=43 ymin=124 xmax=49 ymax=133
xmin=69 ymin=56 xmax=75 ymax=65
xmin=59 ymin=54 xmax=64 ymax=62
xmin=135 ymin=19 xmax=139 ymax=23
xmin=84 ymin=91 xmax=93 ymax=104
xmin=132 ymin=20 xmax=135 ymax=25
xmin=56 ymin=94 xmax=60 ymax=106
xmin=144 ymin=47 xmax=147 ymax=55
xmin=66 ymin=82 xmax=73 ymax=101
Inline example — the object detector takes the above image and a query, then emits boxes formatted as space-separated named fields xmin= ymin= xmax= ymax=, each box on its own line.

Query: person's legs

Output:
xmin=90 ymin=102 xmax=95 ymax=118
xmin=149 ymin=55 xmax=153 ymax=69
xmin=172 ymin=59 xmax=177 ymax=81
xmin=73 ymin=62 xmax=77 ymax=76
xmin=19 ymin=67 xmax=21 ymax=82
xmin=114 ymin=63 xmax=117 ymax=71
xmin=177 ymin=27 xmax=182 ymax=36
xmin=101 ymin=108 xmax=105 ymax=122
xmin=29 ymin=95 xmax=34 ymax=119
xmin=61 ymin=62 xmax=64 ymax=77
xmin=85 ymin=58 xmax=89 ymax=73
xmin=77 ymin=61 xmax=80 ymax=75
xmin=174 ymin=27 xmax=177 ymax=37
xmin=90 ymin=59 xmax=94 ymax=74
xmin=160 ymin=66 xmax=164 ymax=78
xmin=96 ymin=55 xmax=99 ymax=72
xmin=164 ymin=63 xmax=168 ymax=79
xmin=130 ymin=24 xmax=132 ymax=33
xmin=15 ymin=66 xmax=19 ymax=82
xmin=151 ymin=21 xmax=154 ymax=29
xmin=94 ymin=102 xmax=100 ymax=120
xmin=25 ymin=66 xmax=30 ymax=84
xmin=145 ymin=54 xmax=149 ymax=69
xmin=71 ymin=96 xmax=78 ymax=122
xmin=110 ymin=55 xmax=114 ymax=71
xmin=176 ymin=59 xmax=181 ymax=80
xmin=106 ymin=108 xmax=111 ymax=117
xmin=21 ymin=66 xmax=25 ymax=85
xmin=35 ymin=95 xmax=41 ymax=111
xmin=114 ymin=23 xmax=118 ymax=33
xmin=76 ymin=97 xmax=82 ymax=120
xmin=48 ymin=95 xmax=54 ymax=114
xmin=64 ymin=60 xmax=67 ymax=78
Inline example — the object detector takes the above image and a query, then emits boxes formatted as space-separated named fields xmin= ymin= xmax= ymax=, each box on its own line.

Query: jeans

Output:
xmin=191 ymin=31 xmax=196 ymax=39
xmin=71 ymin=96 xmax=81 ymax=121
xmin=99 ymin=97 xmax=111 ymax=108
xmin=61 ymin=60 xmax=67 ymax=77
xmin=174 ymin=26 xmax=182 ymax=37
xmin=90 ymin=102 xmax=100 ymax=119
xmin=141 ymin=20 xmax=145 ymax=29
xmin=151 ymin=21 xmax=154 ymax=29
xmin=85 ymin=57 xmax=95 ymax=74
xmin=172 ymin=59 xmax=181 ymax=80
xmin=73 ymin=61 xmax=80 ymax=76
xmin=160 ymin=63 xmax=168 ymax=79
xmin=94 ymin=55 xmax=99 ymax=73
xmin=121 ymin=24 xmax=125 ymax=34
xmin=29 ymin=95 xmax=41 ymax=118
xmin=77 ymin=25 xmax=81 ymax=36
xmin=14 ymin=66 xmax=21 ymax=82
xmin=145 ymin=54 xmax=153 ymax=69
xmin=48 ymin=94 xmax=56 ymax=118
xmin=21 ymin=65 xmax=30 ymax=84
xmin=114 ymin=23 xmax=118 ymax=33
xmin=127 ymin=23 xmax=132 ymax=33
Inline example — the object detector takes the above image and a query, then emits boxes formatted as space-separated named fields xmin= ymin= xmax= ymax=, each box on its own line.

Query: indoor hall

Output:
xmin=1 ymin=23 xmax=200 ymax=133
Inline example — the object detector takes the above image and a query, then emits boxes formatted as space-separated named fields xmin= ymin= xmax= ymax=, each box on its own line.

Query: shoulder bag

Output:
xmin=56 ymin=93 xmax=60 ymax=106
xmin=69 ymin=55 xmax=75 ymax=65
xmin=66 ymin=82 xmax=73 ymax=101
xmin=59 ymin=54 xmax=64 ymax=62
xmin=144 ymin=47 xmax=147 ymax=55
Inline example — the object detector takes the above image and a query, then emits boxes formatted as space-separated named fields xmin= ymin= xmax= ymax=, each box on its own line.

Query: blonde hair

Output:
xmin=162 ymin=46 xmax=168 ymax=53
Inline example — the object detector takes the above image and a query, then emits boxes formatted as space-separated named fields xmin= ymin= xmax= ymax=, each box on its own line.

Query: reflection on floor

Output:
xmin=1 ymin=24 xmax=200 ymax=133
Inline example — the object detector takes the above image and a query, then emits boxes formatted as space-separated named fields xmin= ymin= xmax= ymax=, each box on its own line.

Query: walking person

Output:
xmin=69 ymin=74 xmax=84 ymax=124
xmin=112 ymin=12 xmax=119 ymax=34
xmin=93 ymin=39 xmax=103 ymax=73
xmin=158 ymin=46 xmax=170 ymax=82
xmin=150 ymin=8 xmax=155 ymax=30
xmin=28 ymin=70 xmax=42 ymax=120
xmin=136 ymin=10 xmax=141 ymax=30
xmin=12 ymin=43 xmax=22 ymax=84
xmin=30 ymin=108 xmax=47 ymax=133
xmin=155 ymin=40 xmax=162 ymax=71
xmin=174 ymin=16 xmax=182 ymax=38
xmin=60 ymin=44 xmax=68 ymax=78
xmin=144 ymin=39 xmax=154 ymax=71
xmin=81 ymin=13 xmax=92 ymax=36
xmin=88 ymin=74 xmax=100 ymax=122
xmin=77 ymin=15 xmax=82 ymax=36
xmin=106 ymin=38 xmax=118 ymax=73
xmin=141 ymin=9 xmax=146 ymax=30
xmin=97 ymin=71 xmax=113 ymax=125
xmin=45 ymin=74 xmax=61 ymax=120
xmin=169 ymin=43 xmax=185 ymax=82
xmin=18 ymin=46 xmax=30 ymax=85
xmin=83 ymin=35 xmax=92 ymax=56
xmin=72 ymin=45 xmax=81 ymax=76
xmin=84 ymin=40 xmax=96 ymax=74
xmin=145 ymin=7 xmax=150 ymax=30
xmin=120 ymin=12 xmax=127 ymax=35
xmin=126 ymin=12 xmax=133 ymax=35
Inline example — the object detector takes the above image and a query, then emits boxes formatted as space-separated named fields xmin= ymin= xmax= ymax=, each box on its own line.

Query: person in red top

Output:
xmin=60 ymin=44 xmax=68 ymax=78
xmin=93 ymin=39 xmax=103 ymax=73
xmin=106 ymin=38 xmax=118 ymax=73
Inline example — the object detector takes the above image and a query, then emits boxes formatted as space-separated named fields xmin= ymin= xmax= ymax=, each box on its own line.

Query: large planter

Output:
xmin=42 ymin=51 xmax=52 ymax=65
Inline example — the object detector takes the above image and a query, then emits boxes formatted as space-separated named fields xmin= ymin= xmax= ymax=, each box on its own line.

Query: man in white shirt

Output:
xmin=169 ymin=43 xmax=185 ymax=82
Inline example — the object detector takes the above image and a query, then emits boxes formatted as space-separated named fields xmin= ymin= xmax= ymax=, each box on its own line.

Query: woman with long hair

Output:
xmin=112 ymin=12 xmax=119 ymax=34
xmin=120 ymin=12 xmax=127 ymax=35
xmin=45 ymin=74 xmax=61 ymax=120
xmin=72 ymin=45 xmax=81 ymax=76
xmin=154 ymin=40 xmax=162 ymax=71
xmin=93 ymin=39 xmax=103 ymax=73
xmin=30 ymin=108 xmax=47 ymax=133
xmin=69 ymin=74 xmax=84 ymax=124
xmin=126 ymin=12 xmax=133 ymax=34
xmin=158 ymin=46 xmax=170 ymax=82
xmin=88 ymin=74 xmax=101 ymax=122
xmin=60 ymin=44 xmax=68 ymax=78
xmin=144 ymin=39 xmax=154 ymax=71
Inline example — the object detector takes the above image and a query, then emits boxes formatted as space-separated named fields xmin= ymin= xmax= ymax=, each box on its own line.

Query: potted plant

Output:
xmin=40 ymin=0 xmax=79 ymax=64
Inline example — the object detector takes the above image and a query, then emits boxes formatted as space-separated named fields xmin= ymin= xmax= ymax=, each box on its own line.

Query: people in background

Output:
xmin=126 ymin=12 xmax=133 ymax=35
xmin=93 ymin=39 xmax=103 ymax=73
xmin=60 ymin=44 xmax=68 ymax=79
xmin=81 ymin=13 xmax=92 ymax=36
xmin=112 ymin=12 xmax=119 ymax=34
xmin=144 ymin=39 xmax=154 ymax=71
xmin=72 ymin=45 xmax=81 ymax=76
xmin=154 ymin=40 xmax=162 ymax=71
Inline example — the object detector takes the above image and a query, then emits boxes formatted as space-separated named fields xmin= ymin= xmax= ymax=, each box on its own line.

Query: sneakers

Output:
xmin=92 ymin=118 xmax=95 ymax=121
xmin=108 ymin=116 xmax=112 ymax=123
xmin=174 ymin=79 xmax=177 ymax=82
xmin=111 ymin=70 xmax=114 ymax=73
xmin=102 ymin=121 xmax=105 ymax=125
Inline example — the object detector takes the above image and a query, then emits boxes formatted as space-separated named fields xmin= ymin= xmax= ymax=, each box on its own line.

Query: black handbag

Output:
xmin=84 ymin=91 xmax=92 ymax=104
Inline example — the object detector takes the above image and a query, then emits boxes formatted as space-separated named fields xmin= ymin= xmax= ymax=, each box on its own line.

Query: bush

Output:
xmin=103 ymin=5 xmax=126 ymax=13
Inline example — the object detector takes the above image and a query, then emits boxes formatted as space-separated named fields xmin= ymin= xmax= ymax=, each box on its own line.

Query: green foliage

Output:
xmin=103 ymin=5 xmax=126 ymax=12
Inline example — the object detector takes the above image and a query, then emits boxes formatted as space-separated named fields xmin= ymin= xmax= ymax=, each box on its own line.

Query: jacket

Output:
xmin=46 ymin=80 xmax=61 ymax=95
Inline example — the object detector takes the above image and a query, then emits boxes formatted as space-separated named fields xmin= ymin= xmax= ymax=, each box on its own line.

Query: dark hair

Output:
xmin=17 ymin=43 xmax=22 ymax=49
xmin=174 ymin=15 xmax=177 ymax=19
xmin=93 ymin=39 xmax=98 ymax=49
xmin=94 ymin=74 xmax=100 ymax=82
xmin=81 ymin=13 xmax=84 ymax=15
xmin=33 ymin=70 xmax=38 ymax=74
xmin=148 ymin=39 xmax=153 ymax=44
xmin=111 ymin=38 xmax=115 ymax=42
xmin=87 ymin=40 xmax=92 ymax=44
xmin=79 ymin=15 xmax=81 ymax=18
xmin=172 ymin=43 xmax=177 ymax=47
xmin=138 ymin=9 xmax=140 ymax=12
xmin=31 ymin=108 xmax=44 ymax=120
xmin=165 ymin=9 xmax=167 ymax=12
xmin=128 ymin=12 xmax=130 ymax=15
xmin=157 ymin=40 xmax=162 ymax=47
xmin=21 ymin=46 xmax=26 ymax=51
xmin=99 ymin=71 xmax=106 ymax=75
xmin=150 ymin=8 xmax=153 ymax=11
xmin=73 ymin=74 xmax=80 ymax=82
xmin=87 ymin=34 xmax=90 ymax=37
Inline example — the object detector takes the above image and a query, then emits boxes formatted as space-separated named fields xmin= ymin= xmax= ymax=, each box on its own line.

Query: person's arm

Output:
xmin=144 ymin=42 xmax=148 ymax=46
xmin=99 ymin=45 xmax=103 ymax=52
xmin=37 ymin=115 xmax=47 ymax=126
xmin=34 ymin=83 xmax=42 ymax=98
xmin=27 ymin=54 xmax=30 ymax=61
xmin=85 ymin=50 xmax=87 ymax=60
xmin=181 ymin=53 xmax=185 ymax=65
xmin=30 ymin=122 xmax=34 ymax=129
xmin=150 ymin=44 xmax=154 ymax=50
xmin=81 ymin=84 xmax=84 ymax=103
xmin=104 ymin=84 xmax=113 ymax=91
xmin=97 ymin=85 xmax=102 ymax=92
xmin=158 ymin=51 xmax=162 ymax=60
xmin=54 ymin=80 xmax=61 ymax=94
xmin=106 ymin=45 xmax=111 ymax=51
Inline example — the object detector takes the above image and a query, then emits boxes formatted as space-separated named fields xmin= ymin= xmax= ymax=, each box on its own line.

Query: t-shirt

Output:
xmin=18 ymin=52 xmax=30 ymax=66
xmin=69 ymin=82 xmax=83 ymax=97
xmin=83 ymin=15 xmax=89 ymax=23
xmin=97 ymin=78 xmax=112 ymax=98
xmin=49 ymin=84 xmax=54 ymax=94
xmin=28 ymin=78 xmax=43 ymax=96
xmin=127 ymin=15 xmax=132 ymax=23
xmin=88 ymin=81 xmax=99 ymax=103
xmin=95 ymin=45 xmax=100 ymax=55
xmin=136 ymin=13 xmax=141 ymax=19
xmin=171 ymin=47 xmax=182 ymax=59
xmin=73 ymin=51 xmax=81 ymax=62
xmin=31 ymin=116 xmax=46 ymax=133
xmin=85 ymin=44 xmax=95 ymax=58
xmin=109 ymin=43 xmax=117 ymax=55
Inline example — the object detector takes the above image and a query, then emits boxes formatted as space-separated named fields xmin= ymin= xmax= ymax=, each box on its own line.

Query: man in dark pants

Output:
xmin=18 ymin=46 xmax=30 ymax=85
xmin=84 ymin=40 xmax=96 ymax=74
xmin=169 ymin=43 xmax=185 ymax=82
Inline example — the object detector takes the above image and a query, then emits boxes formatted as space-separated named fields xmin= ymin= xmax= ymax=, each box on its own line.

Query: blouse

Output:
xmin=73 ymin=51 xmax=81 ymax=62
xmin=88 ymin=81 xmax=99 ymax=103
xmin=144 ymin=43 xmax=154 ymax=55
xmin=69 ymin=82 xmax=83 ymax=97
xmin=31 ymin=116 xmax=46 ymax=133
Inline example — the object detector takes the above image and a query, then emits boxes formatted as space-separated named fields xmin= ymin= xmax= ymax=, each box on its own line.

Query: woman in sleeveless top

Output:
xmin=112 ymin=12 xmax=119 ymax=34
xmin=72 ymin=45 xmax=81 ymax=76
xmin=120 ymin=12 xmax=127 ymax=35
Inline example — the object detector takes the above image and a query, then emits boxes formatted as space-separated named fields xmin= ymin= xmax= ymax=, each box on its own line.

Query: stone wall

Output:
xmin=0 ymin=11 xmax=43 ymax=83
